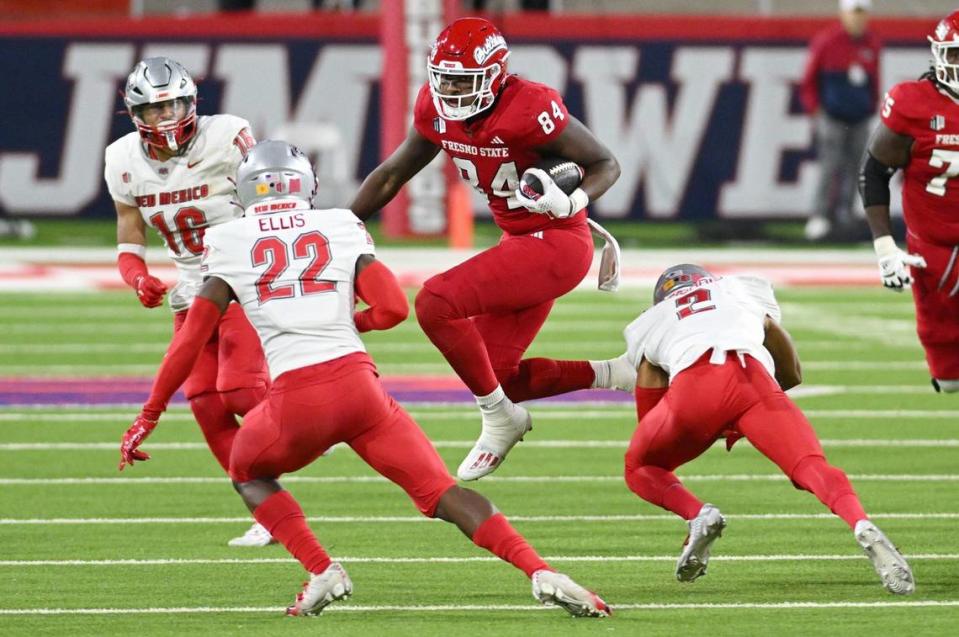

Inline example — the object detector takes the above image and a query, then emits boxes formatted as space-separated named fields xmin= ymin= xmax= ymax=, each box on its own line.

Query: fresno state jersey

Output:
xmin=201 ymin=206 xmax=375 ymax=380
xmin=104 ymin=114 xmax=255 ymax=311
xmin=624 ymin=276 xmax=782 ymax=382
xmin=881 ymin=79 xmax=959 ymax=245
xmin=414 ymin=75 xmax=585 ymax=235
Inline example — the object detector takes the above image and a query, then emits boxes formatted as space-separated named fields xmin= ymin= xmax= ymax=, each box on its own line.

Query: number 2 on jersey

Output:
xmin=251 ymin=231 xmax=335 ymax=305
xmin=674 ymin=288 xmax=716 ymax=320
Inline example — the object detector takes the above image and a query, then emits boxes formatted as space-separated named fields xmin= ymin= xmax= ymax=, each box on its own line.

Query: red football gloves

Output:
xmin=119 ymin=414 xmax=158 ymax=471
xmin=118 ymin=252 xmax=167 ymax=308
xmin=133 ymin=274 xmax=168 ymax=308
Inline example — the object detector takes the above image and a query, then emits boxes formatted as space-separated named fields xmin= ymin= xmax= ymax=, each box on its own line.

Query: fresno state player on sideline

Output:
xmin=622 ymin=265 xmax=914 ymax=594
xmin=350 ymin=18 xmax=632 ymax=481
xmin=859 ymin=12 xmax=959 ymax=393
xmin=117 ymin=141 xmax=611 ymax=617
xmin=103 ymin=57 xmax=273 ymax=547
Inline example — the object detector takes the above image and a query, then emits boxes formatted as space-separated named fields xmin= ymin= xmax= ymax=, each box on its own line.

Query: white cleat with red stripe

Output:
xmin=456 ymin=403 xmax=532 ymax=481
xmin=285 ymin=562 xmax=353 ymax=617
xmin=532 ymin=570 xmax=611 ymax=618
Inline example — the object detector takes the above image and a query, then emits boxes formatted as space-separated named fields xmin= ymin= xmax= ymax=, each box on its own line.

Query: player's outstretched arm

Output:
xmin=348 ymin=127 xmax=441 ymax=221
xmin=119 ymin=277 xmax=231 ymax=470
xmin=115 ymin=201 xmax=168 ymax=308
xmin=353 ymin=255 xmax=409 ymax=332
xmin=763 ymin=316 xmax=802 ymax=391
xmin=533 ymin=115 xmax=620 ymax=203
xmin=859 ymin=123 xmax=926 ymax=291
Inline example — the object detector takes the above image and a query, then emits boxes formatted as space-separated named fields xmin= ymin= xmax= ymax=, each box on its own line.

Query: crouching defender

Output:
xmin=118 ymin=141 xmax=610 ymax=617
xmin=621 ymin=264 xmax=914 ymax=594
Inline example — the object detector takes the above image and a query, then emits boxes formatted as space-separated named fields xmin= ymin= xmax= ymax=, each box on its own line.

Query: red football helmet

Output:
xmin=428 ymin=17 xmax=510 ymax=121
xmin=930 ymin=11 xmax=959 ymax=94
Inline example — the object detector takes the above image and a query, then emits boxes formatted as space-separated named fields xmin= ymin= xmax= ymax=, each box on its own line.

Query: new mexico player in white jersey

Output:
xmin=104 ymin=57 xmax=272 ymax=548
xmin=624 ymin=273 xmax=782 ymax=382
xmin=117 ymin=140 xmax=610 ymax=618
xmin=202 ymin=205 xmax=375 ymax=379
xmin=619 ymin=264 xmax=913 ymax=595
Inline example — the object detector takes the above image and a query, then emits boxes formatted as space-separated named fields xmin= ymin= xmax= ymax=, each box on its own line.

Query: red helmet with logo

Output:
xmin=930 ymin=11 xmax=959 ymax=94
xmin=428 ymin=17 xmax=510 ymax=121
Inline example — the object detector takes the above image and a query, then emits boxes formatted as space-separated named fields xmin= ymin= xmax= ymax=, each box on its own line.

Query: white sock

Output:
xmin=475 ymin=385 xmax=508 ymax=414
xmin=589 ymin=360 xmax=610 ymax=389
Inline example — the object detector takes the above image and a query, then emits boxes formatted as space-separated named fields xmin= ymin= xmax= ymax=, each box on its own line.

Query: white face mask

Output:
xmin=932 ymin=39 xmax=959 ymax=93
xmin=428 ymin=63 xmax=502 ymax=121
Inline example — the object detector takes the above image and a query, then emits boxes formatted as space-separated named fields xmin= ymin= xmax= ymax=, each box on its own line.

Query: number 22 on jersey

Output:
xmin=251 ymin=231 xmax=335 ymax=304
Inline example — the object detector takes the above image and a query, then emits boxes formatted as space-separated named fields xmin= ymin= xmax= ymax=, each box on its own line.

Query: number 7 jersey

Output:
xmin=881 ymin=79 xmax=959 ymax=245
xmin=623 ymin=276 xmax=782 ymax=382
xmin=104 ymin=114 xmax=254 ymax=311
xmin=201 ymin=207 xmax=376 ymax=380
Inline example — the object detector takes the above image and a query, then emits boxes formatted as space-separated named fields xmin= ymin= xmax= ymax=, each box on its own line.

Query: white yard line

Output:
xmin=0 ymin=473 xmax=955 ymax=486
xmin=3 ymin=410 xmax=955 ymax=421
xmin=0 ymin=553 xmax=955 ymax=567
xmin=0 ymin=438 xmax=956 ymax=452
xmin=0 ymin=600 xmax=957 ymax=615
xmin=0 ymin=512 xmax=955 ymax=525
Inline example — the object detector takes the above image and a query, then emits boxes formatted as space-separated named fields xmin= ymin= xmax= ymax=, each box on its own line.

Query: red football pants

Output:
xmin=172 ymin=302 xmax=270 ymax=401
xmin=229 ymin=352 xmax=456 ymax=517
xmin=173 ymin=302 xmax=270 ymax=471
xmin=625 ymin=353 xmax=862 ymax=522
xmin=415 ymin=222 xmax=594 ymax=398
xmin=906 ymin=232 xmax=959 ymax=380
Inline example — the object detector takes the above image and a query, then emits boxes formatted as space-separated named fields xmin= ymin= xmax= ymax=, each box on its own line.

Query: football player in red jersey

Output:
xmin=859 ymin=12 xmax=959 ymax=393
xmin=350 ymin=18 xmax=631 ymax=481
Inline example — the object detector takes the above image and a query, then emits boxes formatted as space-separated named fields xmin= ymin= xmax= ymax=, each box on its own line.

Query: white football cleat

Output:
xmin=854 ymin=520 xmax=915 ymax=595
xmin=286 ymin=562 xmax=353 ymax=616
xmin=532 ymin=570 xmax=611 ymax=618
xmin=457 ymin=403 xmax=532 ymax=481
xmin=227 ymin=522 xmax=277 ymax=548
xmin=675 ymin=503 xmax=726 ymax=582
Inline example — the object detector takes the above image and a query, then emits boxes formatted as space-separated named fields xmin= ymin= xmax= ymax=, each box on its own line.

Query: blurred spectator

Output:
xmin=800 ymin=0 xmax=881 ymax=241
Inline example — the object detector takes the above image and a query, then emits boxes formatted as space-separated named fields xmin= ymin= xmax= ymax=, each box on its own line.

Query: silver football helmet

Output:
xmin=235 ymin=140 xmax=318 ymax=212
xmin=124 ymin=57 xmax=198 ymax=153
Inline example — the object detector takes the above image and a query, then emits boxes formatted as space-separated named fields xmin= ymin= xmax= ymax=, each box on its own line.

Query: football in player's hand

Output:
xmin=520 ymin=158 xmax=584 ymax=197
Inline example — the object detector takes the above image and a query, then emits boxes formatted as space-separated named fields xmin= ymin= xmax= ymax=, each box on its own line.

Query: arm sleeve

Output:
xmin=354 ymin=260 xmax=409 ymax=332
xmin=141 ymin=296 xmax=222 ymax=419
xmin=117 ymin=252 xmax=149 ymax=288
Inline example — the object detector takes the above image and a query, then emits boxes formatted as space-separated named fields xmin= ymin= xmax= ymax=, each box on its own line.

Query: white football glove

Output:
xmin=874 ymin=235 xmax=926 ymax=292
xmin=515 ymin=168 xmax=588 ymax=219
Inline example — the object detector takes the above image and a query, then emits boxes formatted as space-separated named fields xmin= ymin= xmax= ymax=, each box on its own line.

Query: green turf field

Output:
xmin=0 ymin=286 xmax=957 ymax=635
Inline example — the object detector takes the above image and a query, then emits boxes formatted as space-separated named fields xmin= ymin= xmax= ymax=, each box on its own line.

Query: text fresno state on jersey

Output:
xmin=881 ymin=79 xmax=959 ymax=245
xmin=414 ymin=76 xmax=583 ymax=235
xmin=104 ymin=114 xmax=255 ymax=311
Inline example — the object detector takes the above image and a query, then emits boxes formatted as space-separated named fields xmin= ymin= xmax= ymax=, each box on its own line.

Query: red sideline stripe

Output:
xmin=0 ymin=13 xmax=935 ymax=43
xmin=0 ymin=12 xmax=379 ymax=38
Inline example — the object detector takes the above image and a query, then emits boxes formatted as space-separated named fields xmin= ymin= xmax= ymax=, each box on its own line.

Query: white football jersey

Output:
xmin=202 ymin=205 xmax=376 ymax=380
xmin=624 ymin=276 xmax=782 ymax=382
xmin=104 ymin=114 xmax=253 ymax=312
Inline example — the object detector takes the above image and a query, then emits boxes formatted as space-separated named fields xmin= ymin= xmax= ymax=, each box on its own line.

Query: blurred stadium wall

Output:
xmin=0 ymin=0 xmax=946 ymax=236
